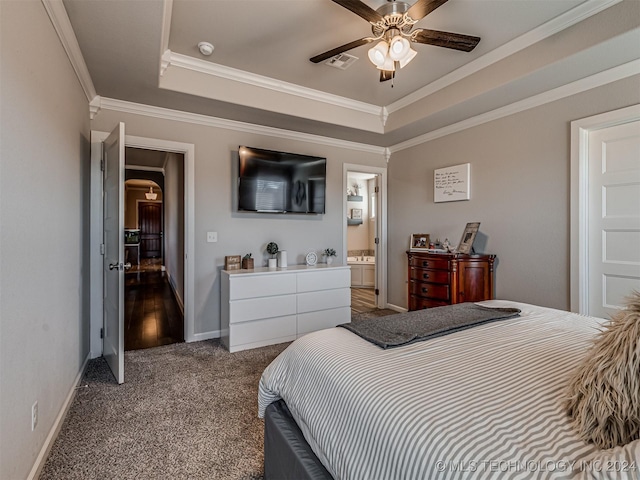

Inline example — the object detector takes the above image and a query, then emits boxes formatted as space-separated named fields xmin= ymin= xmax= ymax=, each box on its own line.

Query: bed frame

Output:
xmin=264 ymin=399 xmax=333 ymax=480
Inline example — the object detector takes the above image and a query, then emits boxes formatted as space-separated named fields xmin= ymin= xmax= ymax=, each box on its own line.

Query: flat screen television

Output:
xmin=238 ymin=146 xmax=326 ymax=214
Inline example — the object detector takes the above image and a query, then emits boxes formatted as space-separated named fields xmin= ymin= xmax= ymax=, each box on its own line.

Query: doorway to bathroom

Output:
xmin=345 ymin=167 xmax=385 ymax=313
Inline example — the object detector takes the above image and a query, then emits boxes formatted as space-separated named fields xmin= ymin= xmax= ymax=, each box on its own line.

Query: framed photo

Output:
xmin=456 ymin=222 xmax=480 ymax=254
xmin=224 ymin=255 xmax=241 ymax=270
xmin=410 ymin=233 xmax=430 ymax=251
xmin=351 ymin=208 xmax=362 ymax=220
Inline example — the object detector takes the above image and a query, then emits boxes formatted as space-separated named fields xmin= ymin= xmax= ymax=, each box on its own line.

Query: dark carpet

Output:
xmin=39 ymin=340 xmax=288 ymax=480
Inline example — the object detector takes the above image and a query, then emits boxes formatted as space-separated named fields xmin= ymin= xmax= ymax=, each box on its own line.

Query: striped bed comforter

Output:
xmin=258 ymin=300 xmax=640 ymax=480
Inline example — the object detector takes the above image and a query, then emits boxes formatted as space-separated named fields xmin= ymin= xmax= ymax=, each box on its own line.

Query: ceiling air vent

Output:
xmin=324 ymin=53 xmax=358 ymax=70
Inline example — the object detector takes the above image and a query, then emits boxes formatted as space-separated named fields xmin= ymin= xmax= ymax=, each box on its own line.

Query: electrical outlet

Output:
xmin=207 ymin=231 xmax=218 ymax=243
xmin=31 ymin=401 xmax=38 ymax=431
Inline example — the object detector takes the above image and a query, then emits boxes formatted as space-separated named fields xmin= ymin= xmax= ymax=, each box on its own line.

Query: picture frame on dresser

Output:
xmin=456 ymin=222 xmax=480 ymax=254
xmin=410 ymin=233 xmax=430 ymax=251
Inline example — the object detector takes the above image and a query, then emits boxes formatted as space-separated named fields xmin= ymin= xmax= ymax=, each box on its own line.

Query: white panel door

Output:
xmin=588 ymin=120 xmax=640 ymax=319
xmin=103 ymin=123 xmax=126 ymax=384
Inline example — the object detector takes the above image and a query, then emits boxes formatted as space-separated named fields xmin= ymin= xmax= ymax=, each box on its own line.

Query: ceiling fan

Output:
xmin=310 ymin=0 xmax=480 ymax=82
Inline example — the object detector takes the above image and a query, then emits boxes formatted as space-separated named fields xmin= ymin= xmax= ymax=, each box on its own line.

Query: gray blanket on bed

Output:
xmin=339 ymin=303 xmax=521 ymax=349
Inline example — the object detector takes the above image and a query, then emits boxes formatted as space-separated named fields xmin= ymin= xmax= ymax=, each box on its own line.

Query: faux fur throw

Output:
xmin=565 ymin=291 xmax=640 ymax=449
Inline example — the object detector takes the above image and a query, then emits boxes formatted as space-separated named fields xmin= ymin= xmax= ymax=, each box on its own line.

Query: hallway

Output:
xmin=125 ymin=259 xmax=184 ymax=351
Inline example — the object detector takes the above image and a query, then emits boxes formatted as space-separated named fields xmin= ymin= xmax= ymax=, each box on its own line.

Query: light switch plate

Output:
xmin=207 ymin=232 xmax=218 ymax=243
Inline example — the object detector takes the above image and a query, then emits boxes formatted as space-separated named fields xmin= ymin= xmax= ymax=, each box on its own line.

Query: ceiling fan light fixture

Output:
xmin=389 ymin=36 xmax=410 ymax=61
xmin=399 ymin=47 xmax=417 ymax=68
xmin=377 ymin=55 xmax=396 ymax=72
xmin=367 ymin=41 xmax=389 ymax=68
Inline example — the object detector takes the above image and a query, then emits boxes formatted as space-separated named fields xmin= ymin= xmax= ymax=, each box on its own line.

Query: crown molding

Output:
xmin=159 ymin=0 xmax=173 ymax=78
xmin=41 ymin=0 xmax=96 ymax=102
xmin=386 ymin=0 xmax=623 ymax=114
xmin=389 ymin=59 xmax=640 ymax=154
xmin=165 ymin=51 xmax=383 ymax=117
xmin=94 ymin=97 xmax=388 ymax=156
xmin=125 ymin=165 xmax=165 ymax=174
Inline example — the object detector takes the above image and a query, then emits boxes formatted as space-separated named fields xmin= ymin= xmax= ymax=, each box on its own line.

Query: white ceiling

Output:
xmin=62 ymin=0 xmax=640 ymax=145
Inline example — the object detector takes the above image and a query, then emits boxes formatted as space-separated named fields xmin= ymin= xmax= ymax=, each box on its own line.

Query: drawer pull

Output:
xmin=422 ymin=261 xmax=429 ymax=267
xmin=423 ymin=273 xmax=429 ymax=279
xmin=422 ymin=288 xmax=428 ymax=294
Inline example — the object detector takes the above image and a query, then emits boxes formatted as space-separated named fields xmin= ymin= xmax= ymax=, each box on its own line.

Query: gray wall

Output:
xmin=0 ymin=2 xmax=90 ymax=478
xmin=91 ymin=111 xmax=387 ymax=336
xmin=387 ymin=75 xmax=640 ymax=311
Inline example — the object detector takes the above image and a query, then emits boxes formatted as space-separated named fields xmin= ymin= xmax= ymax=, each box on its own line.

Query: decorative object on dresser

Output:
xmin=409 ymin=233 xmax=430 ymax=251
xmin=406 ymin=251 xmax=495 ymax=311
xmin=456 ymin=222 xmax=481 ymax=254
xmin=242 ymin=253 xmax=254 ymax=270
xmin=224 ymin=255 xmax=241 ymax=271
xmin=221 ymin=265 xmax=351 ymax=352
xmin=305 ymin=251 xmax=318 ymax=266
xmin=266 ymin=242 xmax=279 ymax=268
xmin=323 ymin=248 xmax=336 ymax=265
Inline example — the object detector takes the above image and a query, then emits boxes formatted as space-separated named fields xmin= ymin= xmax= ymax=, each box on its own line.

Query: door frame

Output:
xmin=90 ymin=131 xmax=195 ymax=357
xmin=343 ymin=163 xmax=388 ymax=308
xmin=570 ymin=104 xmax=640 ymax=314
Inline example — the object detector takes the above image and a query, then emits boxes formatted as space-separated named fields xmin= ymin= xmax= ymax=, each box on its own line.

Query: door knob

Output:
xmin=109 ymin=262 xmax=132 ymax=271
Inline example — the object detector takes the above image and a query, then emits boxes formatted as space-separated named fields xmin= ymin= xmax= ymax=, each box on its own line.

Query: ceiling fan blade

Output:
xmin=332 ymin=0 xmax=384 ymax=24
xmin=405 ymin=0 xmax=449 ymax=22
xmin=310 ymin=37 xmax=375 ymax=63
xmin=380 ymin=70 xmax=395 ymax=82
xmin=412 ymin=29 xmax=480 ymax=52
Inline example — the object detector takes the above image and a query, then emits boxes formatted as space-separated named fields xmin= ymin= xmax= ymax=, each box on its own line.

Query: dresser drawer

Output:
xmin=409 ymin=256 xmax=450 ymax=270
xmin=298 ymin=288 xmax=350 ymax=314
xmin=410 ymin=295 xmax=449 ymax=310
xmin=229 ymin=273 xmax=296 ymax=300
xmin=298 ymin=306 xmax=351 ymax=335
xmin=229 ymin=294 xmax=297 ymax=323
xmin=410 ymin=267 xmax=450 ymax=284
xmin=297 ymin=268 xmax=350 ymax=292
xmin=229 ymin=315 xmax=297 ymax=349
xmin=409 ymin=280 xmax=449 ymax=300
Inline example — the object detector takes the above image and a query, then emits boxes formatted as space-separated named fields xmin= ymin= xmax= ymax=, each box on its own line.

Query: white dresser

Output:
xmin=221 ymin=264 xmax=351 ymax=352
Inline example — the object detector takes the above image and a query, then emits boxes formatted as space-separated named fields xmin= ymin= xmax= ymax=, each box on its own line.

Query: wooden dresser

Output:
xmin=407 ymin=251 xmax=496 ymax=311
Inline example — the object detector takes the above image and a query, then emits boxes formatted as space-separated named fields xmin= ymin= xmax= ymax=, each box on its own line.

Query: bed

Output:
xmin=258 ymin=300 xmax=640 ymax=480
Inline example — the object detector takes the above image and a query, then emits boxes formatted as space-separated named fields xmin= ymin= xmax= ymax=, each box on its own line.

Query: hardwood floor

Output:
xmin=125 ymin=259 xmax=184 ymax=351
xmin=351 ymin=287 xmax=377 ymax=313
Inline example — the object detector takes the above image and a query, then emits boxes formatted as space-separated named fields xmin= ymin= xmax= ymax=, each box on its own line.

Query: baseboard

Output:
xmin=191 ymin=330 xmax=222 ymax=342
xmin=385 ymin=303 xmax=407 ymax=313
xmin=27 ymin=352 xmax=90 ymax=480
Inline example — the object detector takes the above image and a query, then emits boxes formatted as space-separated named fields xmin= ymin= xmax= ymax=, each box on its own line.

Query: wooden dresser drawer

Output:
xmin=410 ymin=295 xmax=449 ymax=310
xmin=409 ymin=280 xmax=449 ymax=300
xmin=410 ymin=267 xmax=450 ymax=285
xmin=409 ymin=256 xmax=450 ymax=270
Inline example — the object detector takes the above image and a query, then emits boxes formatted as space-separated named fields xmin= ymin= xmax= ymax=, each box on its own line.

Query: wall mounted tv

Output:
xmin=238 ymin=146 xmax=326 ymax=214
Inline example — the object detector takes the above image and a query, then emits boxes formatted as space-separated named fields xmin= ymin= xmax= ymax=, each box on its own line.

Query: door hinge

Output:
xmin=375 ymin=289 xmax=380 ymax=296
xmin=100 ymin=328 xmax=104 ymax=339
xmin=100 ymin=159 xmax=105 ymax=171
xmin=100 ymin=243 xmax=105 ymax=255
xmin=375 ymin=237 xmax=380 ymax=244
xmin=375 ymin=186 xmax=379 ymax=193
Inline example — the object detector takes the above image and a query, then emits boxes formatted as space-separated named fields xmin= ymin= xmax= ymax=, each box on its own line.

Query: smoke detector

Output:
xmin=198 ymin=42 xmax=214 ymax=56
xmin=324 ymin=53 xmax=358 ymax=70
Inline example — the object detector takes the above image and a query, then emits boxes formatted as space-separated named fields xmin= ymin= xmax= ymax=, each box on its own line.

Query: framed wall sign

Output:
xmin=434 ymin=163 xmax=470 ymax=203
xmin=456 ymin=222 xmax=480 ymax=254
